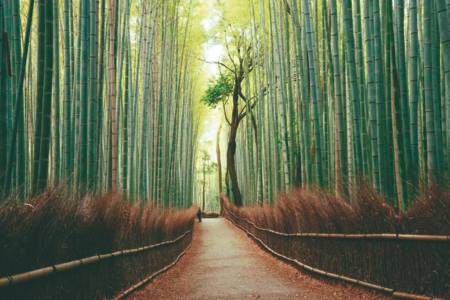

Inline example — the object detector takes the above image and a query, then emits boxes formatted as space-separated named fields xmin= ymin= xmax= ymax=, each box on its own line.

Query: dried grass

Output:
xmin=234 ymin=184 xmax=450 ymax=235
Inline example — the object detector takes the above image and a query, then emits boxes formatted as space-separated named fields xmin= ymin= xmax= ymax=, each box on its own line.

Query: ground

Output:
xmin=129 ymin=218 xmax=390 ymax=300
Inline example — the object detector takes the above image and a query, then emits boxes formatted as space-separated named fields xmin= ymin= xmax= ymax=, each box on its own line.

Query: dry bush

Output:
xmin=0 ymin=187 xmax=196 ymax=299
xmin=230 ymin=183 xmax=450 ymax=235
xmin=400 ymin=183 xmax=450 ymax=234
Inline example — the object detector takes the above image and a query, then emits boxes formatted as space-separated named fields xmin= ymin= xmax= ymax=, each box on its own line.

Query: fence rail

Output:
xmin=0 ymin=230 xmax=192 ymax=288
xmin=221 ymin=197 xmax=449 ymax=299
xmin=232 ymin=211 xmax=450 ymax=241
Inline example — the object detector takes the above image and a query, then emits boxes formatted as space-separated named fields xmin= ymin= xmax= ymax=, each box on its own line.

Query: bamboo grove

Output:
xmin=0 ymin=0 xmax=200 ymax=207
xmin=223 ymin=0 xmax=450 ymax=210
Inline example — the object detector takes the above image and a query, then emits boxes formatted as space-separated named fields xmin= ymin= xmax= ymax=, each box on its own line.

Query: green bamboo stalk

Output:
xmin=88 ymin=0 xmax=98 ymax=189
xmin=108 ymin=0 xmax=117 ymax=192
xmin=33 ymin=0 xmax=54 ymax=194
xmin=302 ymin=0 xmax=323 ymax=185
xmin=423 ymin=0 xmax=437 ymax=182
xmin=270 ymin=0 xmax=290 ymax=190
xmin=363 ymin=1 xmax=380 ymax=189
xmin=373 ymin=1 xmax=387 ymax=194
xmin=0 ymin=1 xmax=7 ymax=195
xmin=435 ymin=0 xmax=450 ymax=171
xmin=431 ymin=3 xmax=443 ymax=180
xmin=342 ymin=0 xmax=362 ymax=181
xmin=52 ymin=0 xmax=61 ymax=183
xmin=63 ymin=0 xmax=72 ymax=182
xmin=408 ymin=0 xmax=420 ymax=186
xmin=329 ymin=0 xmax=345 ymax=196
xmin=393 ymin=0 xmax=411 ymax=188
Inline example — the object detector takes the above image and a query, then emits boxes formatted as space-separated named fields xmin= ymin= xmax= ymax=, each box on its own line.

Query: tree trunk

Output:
xmin=227 ymin=116 xmax=242 ymax=206
xmin=224 ymin=71 xmax=245 ymax=207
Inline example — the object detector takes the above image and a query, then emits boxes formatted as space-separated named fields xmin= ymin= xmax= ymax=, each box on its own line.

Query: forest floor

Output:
xmin=129 ymin=218 xmax=390 ymax=300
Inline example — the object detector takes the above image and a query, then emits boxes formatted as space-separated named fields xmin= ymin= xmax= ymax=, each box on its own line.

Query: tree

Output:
xmin=202 ymin=28 xmax=261 ymax=206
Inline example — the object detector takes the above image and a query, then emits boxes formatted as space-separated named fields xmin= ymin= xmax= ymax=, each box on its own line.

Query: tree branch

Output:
xmin=237 ymin=86 xmax=267 ymax=121
xmin=199 ymin=58 xmax=235 ymax=73
xmin=238 ymin=100 xmax=258 ymax=122
xmin=222 ymin=99 xmax=232 ymax=126
xmin=224 ymin=31 xmax=237 ymax=71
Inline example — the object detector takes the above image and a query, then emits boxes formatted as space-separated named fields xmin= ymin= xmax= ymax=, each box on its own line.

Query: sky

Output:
xmin=198 ymin=9 xmax=225 ymax=163
xmin=201 ymin=9 xmax=224 ymax=77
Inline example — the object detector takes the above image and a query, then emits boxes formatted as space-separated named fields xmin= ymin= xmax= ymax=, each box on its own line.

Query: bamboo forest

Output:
xmin=0 ymin=0 xmax=449 ymax=299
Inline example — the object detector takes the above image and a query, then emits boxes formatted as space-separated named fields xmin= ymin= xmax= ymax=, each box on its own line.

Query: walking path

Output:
xmin=130 ymin=218 xmax=387 ymax=299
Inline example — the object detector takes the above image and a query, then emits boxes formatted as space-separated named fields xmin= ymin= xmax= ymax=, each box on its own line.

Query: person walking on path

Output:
xmin=197 ymin=208 xmax=202 ymax=222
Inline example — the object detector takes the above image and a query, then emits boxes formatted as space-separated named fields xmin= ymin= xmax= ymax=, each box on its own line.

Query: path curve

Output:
xmin=130 ymin=218 xmax=388 ymax=300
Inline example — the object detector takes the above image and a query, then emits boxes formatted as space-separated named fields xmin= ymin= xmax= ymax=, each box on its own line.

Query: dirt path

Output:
xmin=130 ymin=218 xmax=388 ymax=300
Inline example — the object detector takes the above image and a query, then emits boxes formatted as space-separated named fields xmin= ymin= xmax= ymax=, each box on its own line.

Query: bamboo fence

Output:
xmin=233 ymin=212 xmax=450 ymax=241
xmin=115 ymin=242 xmax=192 ymax=299
xmin=0 ymin=230 xmax=192 ymax=288
xmin=222 ymin=204 xmax=448 ymax=300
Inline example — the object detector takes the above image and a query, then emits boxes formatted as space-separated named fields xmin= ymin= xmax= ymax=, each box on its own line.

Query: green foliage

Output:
xmin=201 ymin=73 xmax=233 ymax=107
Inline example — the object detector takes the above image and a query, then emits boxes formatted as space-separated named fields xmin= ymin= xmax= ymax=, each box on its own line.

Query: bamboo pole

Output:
xmin=108 ymin=0 xmax=117 ymax=192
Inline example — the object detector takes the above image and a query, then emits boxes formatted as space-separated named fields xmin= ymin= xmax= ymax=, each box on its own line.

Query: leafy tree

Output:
xmin=202 ymin=27 xmax=262 ymax=206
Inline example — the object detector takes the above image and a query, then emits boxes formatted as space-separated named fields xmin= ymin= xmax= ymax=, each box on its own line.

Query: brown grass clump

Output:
xmin=0 ymin=187 xmax=196 ymax=299
xmin=400 ymin=183 xmax=450 ymax=234
xmin=222 ymin=184 xmax=450 ymax=297
xmin=232 ymin=184 xmax=450 ymax=235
